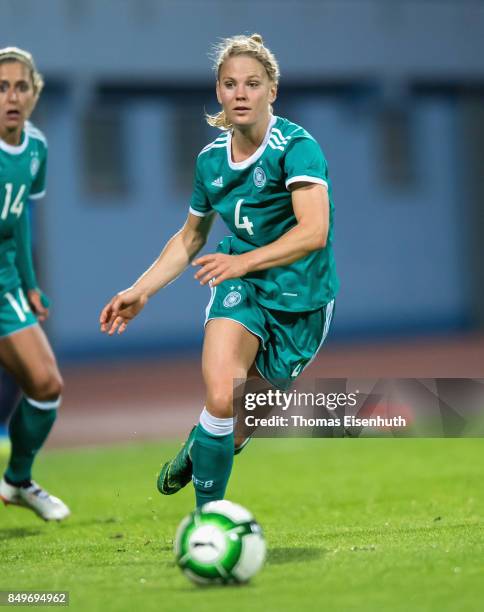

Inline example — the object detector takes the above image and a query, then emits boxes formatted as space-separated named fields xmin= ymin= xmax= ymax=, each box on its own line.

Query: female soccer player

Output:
xmin=0 ymin=210 xmax=49 ymax=456
xmin=0 ymin=47 xmax=69 ymax=521
xmin=100 ymin=34 xmax=338 ymax=507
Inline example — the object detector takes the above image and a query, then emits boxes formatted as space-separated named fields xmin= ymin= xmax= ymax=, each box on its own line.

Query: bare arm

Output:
xmin=133 ymin=212 xmax=215 ymax=296
xmin=194 ymin=183 xmax=329 ymax=286
xmin=14 ymin=210 xmax=50 ymax=321
xmin=242 ymin=183 xmax=328 ymax=271
xmin=100 ymin=211 xmax=215 ymax=334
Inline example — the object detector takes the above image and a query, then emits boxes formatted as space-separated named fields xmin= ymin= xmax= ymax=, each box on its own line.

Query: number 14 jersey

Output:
xmin=0 ymin=121 xmax=47 ymax=294
xmin=189 ymin=115 xmax=339 ymax=312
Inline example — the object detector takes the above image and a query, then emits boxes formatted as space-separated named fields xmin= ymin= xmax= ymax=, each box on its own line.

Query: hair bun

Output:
xmin=250 ymin=34 xmax=264 ymax=45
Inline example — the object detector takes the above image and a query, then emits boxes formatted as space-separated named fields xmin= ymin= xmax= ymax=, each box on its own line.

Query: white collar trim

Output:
xmin=0 ymin=130 xmax=29 ymax=155
xmin=227 ymin=115 xmax=277 ymax=170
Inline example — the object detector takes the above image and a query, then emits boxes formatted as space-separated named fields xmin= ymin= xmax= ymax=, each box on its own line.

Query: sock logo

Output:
xmin=192 ymin=476 xmax=214 ymax=489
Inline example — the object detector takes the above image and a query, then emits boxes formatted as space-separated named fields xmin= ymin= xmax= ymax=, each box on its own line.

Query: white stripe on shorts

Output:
xmin=4 ymin=292 xmax=27 ymax=322
xmin=303 ymin=299 xmax=335 ymax=372
xmin=18 ymin=288 xmax=31 ymax=313
xmin=204 ymin=283 xmax=217 ymax=324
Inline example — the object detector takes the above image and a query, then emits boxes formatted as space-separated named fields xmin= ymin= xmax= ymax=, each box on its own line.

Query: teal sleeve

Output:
xmin=14 ymin=209 xmax=38 ymax=291
xmin=29 ymin=149 xmax=47 ymax=200
xmin=283 ymin=137 xmax=329 ymax=189
xmin=189 ymin=159 xmax=212 ymax=216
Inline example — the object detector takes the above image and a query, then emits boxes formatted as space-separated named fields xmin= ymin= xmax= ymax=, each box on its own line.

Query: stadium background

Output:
xmin=1 ymin=3 xmax=483 ymax=611
xmin=0 ymin=0 xmax=483 ymax=440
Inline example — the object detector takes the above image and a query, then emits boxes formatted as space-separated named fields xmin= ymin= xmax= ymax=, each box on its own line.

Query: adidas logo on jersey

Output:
xmin=211 ymin=176 xmax=224 ymax=187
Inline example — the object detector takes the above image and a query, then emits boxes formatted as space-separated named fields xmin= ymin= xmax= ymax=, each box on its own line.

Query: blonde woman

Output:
xmin=0 ymin=48 xmax=69 ymax=521
xmin=101 ymin=34 xmax=338 ymax=507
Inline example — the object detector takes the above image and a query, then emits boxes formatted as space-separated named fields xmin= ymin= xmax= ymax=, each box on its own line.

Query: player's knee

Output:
xmin=29 ymin=370 xmax=63 ymax=402
xmin=206 ymin=387 xmax=233 ymax=419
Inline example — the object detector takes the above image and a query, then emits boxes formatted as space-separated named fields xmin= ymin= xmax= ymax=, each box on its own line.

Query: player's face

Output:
xmin=0 ymin=61 xmax=36 ymax=143
xmin=216 ymin=55 xmax=277 ymax=130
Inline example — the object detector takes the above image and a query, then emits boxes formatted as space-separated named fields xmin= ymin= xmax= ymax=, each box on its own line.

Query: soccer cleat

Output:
xmin=0 ymin=477 xmax=70 ymax=521
xmin=157 ymin=426 xmax=197 ymax=495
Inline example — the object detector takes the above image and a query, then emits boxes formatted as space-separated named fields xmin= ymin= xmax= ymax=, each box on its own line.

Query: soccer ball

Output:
xmin=174 ymin=500 xmax=266 ymax=585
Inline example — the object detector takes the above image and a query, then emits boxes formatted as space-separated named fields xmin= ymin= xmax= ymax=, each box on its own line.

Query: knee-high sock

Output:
xmin=191 ymin=407 xmax=234 ymax=507
xmin=5 ymin=396 xmax=60 ymax=484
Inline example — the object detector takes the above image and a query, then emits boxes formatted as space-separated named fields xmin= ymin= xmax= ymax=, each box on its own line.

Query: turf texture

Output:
xmin=1 ymin=438 xmax=483 ymax=611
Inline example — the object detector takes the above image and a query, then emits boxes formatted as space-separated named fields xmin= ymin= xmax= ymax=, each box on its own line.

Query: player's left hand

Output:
xmin=28 ymin=289 xmax=49 ymax=322
xmin=193 ymin=253 xmax=249 ymax=287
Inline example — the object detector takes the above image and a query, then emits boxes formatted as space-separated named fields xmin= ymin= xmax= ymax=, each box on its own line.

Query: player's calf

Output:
xmin=191 ymin=407 xmax=234 ymax=507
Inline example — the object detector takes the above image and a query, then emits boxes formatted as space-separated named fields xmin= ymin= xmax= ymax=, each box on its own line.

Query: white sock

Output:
xmin=199 ymin=406 xmax=233 ymax=436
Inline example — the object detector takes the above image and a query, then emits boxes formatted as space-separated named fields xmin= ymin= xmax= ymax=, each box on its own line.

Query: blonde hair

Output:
xmin=206 ymin=34 xmax=280 ymax=130
xmin=0 ymin=47 xmax=44 ymax=102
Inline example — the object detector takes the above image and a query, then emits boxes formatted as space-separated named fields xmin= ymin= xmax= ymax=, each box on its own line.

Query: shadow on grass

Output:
xmin=170 ymin=548 xmax=327 ymax=593
xmin=0 ymin=527 xmax=42 ymax=541
xmin=267 ymin=546 xmax=326 ymax=565
xmin=71 ymin=516 xmax=121 ymax=527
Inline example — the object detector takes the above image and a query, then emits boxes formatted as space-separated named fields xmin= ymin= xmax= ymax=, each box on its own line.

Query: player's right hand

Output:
xmin=99 ymin=288 xmax=148 ymax=335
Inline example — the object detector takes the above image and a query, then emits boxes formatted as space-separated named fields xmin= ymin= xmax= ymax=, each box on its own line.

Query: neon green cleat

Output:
xmin=157 ymin=426 xmax=197 ymax=495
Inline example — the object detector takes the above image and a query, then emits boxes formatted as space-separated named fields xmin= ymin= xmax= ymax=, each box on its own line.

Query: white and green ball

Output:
xmin=174 ymin=500 xmax=266 ymax=585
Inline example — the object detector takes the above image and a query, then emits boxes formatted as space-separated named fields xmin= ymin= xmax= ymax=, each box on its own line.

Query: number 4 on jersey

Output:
xmin=234 ymin=198 xmax=254 ymax=236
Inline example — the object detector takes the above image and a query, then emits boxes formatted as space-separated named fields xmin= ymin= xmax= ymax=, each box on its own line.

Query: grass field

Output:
xmin=1 ymin=438 xmax=483 ymax=611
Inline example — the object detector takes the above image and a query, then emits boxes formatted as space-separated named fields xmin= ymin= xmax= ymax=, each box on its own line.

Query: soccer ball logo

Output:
xmin=174 ymin=500 xmax=266 ymax=585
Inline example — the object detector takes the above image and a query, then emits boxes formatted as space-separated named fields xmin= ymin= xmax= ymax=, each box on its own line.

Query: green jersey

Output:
xmin=0 ymin=121 xmax=47 ymax=294
xmin=189 ymin=115 xmax=339 ymax=312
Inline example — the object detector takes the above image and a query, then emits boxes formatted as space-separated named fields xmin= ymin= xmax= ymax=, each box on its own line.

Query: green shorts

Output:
xmin=0 ymin=286 xmax=38 ymax=338
xmin=204 ymin=278 xmax=335 ymax=390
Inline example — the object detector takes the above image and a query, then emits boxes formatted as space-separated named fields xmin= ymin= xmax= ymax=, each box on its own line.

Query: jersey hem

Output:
xmin=0 ymin=278 xmax=27 ymax=299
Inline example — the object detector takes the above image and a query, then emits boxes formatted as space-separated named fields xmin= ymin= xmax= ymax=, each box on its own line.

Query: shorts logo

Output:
xmin=223 ymin=291 xmax=242 ymax=308
xmin=253 ymin=166 xmax=266 ymax=188
xmin=30 ymin=156 xmax=40 ymax=178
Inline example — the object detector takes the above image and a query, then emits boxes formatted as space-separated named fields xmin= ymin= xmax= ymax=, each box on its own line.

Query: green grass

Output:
xmin=1 ymin=438 xmax=483 ymax=611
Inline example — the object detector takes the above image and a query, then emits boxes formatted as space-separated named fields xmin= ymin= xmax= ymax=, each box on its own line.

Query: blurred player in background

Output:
xmin=100 ymin=34 xmax=338 ymax=508
xmin=0 ymin=47 xmax=69 ymax=521
xmin=0 ymin=370 xmax=20 ymax=456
